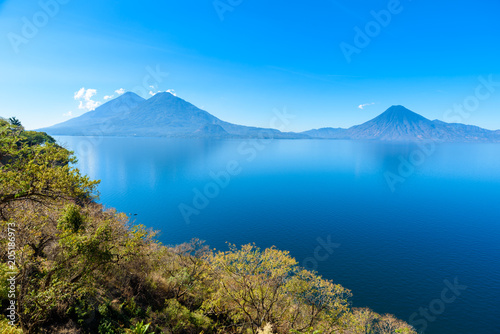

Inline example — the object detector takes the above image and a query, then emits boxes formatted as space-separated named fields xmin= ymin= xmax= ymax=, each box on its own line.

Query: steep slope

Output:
xmin=344 ymin=105 xmax=439 ymax=140
xmin=108 ymin=92 xmax=221 ymax=136
xmin=38 ymin=92 xmax=146 ymax=135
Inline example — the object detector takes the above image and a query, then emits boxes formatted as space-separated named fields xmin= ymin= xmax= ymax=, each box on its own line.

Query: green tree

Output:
xmin=0 ymin=121 xmax=98 ymax=218
xmin=8 ymin=117 xmax=22 ymax=127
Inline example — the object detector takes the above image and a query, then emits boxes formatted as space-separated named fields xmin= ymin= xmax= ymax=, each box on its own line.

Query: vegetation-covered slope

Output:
xmin=0 ymin=117 xmax=416 ymax=334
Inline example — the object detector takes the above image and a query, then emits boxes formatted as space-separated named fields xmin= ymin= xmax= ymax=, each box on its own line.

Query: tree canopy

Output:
xmin=8 ymin=117 xmax=22 ymax=127
xmin=0 ymin=119 xmax=97 ymax=218
xmin=0 ymin=120 xmax=417 ymax=334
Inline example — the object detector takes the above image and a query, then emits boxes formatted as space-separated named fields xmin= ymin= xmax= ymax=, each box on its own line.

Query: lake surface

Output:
xmin=55 ymin=136 xmax=500 ymax=334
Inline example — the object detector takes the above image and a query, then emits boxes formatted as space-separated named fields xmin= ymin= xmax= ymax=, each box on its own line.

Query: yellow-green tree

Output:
xmin=0 ymin=118 xmax=98 ymax=217
xmin=340 ymin=308 xmax=417 ymax=334
xmin=204 ymin=244 xmax=352 ymax=334
xmin=0 ymin=120 xmax=108 ymax=332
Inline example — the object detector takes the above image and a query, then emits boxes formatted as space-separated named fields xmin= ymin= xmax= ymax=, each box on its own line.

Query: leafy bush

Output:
xmin=0 ymin=316 xmax=23 ymax=334
xmin=127 ymin=320 xmax=152 ymax=334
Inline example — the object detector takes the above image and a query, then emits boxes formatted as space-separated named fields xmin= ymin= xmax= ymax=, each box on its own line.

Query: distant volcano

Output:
xmin=344 ymin=105 xmax=441 ymax=141
xmin=38 ymin=92 xmax=305 ymax=139
xmin=38 ymin=95 xmax=500 ymax=142
xmin=302 ymin=105 xmax=500 ymax=142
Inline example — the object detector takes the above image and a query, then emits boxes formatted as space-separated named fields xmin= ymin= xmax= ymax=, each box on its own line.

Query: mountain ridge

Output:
xmin=38 ymin=93 xmax=500 ymax=142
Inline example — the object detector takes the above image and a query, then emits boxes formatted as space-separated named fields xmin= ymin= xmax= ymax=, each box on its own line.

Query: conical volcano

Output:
xmin=344 ymin=105 xmax=439 ymax=141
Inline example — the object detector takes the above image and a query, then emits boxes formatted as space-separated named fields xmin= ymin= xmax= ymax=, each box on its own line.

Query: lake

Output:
xmin=55 ymin=136 xmax=500 ymax=334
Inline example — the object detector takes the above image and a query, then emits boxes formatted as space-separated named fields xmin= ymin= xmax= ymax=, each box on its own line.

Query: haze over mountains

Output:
xmin=304 ymin=105 xmax=500 ymax=142
xmin=39 ymin=92 xmax=500 ymax=142
xmin=40 ymin=92 xmax=303 ymax=139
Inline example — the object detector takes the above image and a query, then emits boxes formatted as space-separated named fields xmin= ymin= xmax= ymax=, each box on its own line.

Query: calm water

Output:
xmin=55 ymin=136 xmax=500 ymax=334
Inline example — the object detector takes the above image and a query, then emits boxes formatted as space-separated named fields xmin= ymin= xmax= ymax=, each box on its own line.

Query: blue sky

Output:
xmin=1 ymin=0 xmax=500 ymax=131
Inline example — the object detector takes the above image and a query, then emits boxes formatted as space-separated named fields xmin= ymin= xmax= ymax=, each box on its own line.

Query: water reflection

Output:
xmin=53 ymin=136 xmax=500 ymax=334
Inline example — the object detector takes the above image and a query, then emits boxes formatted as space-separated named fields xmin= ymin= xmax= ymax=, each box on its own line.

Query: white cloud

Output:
xmin=63 ymin=111 xmax=73 ymax=117
xmin=78 ymin=100 xmax=100 ymax=111
xmin=74 ymin=87 xmax=85 ymax=100
xmin=148 ymin=89 xmax=177 ymax=97
xmin=358 ymin=102 xmax=375 ymax=110
xmin=115 ymin=88 xmax=125 ymax=95
xmin=74 ymin=87 xmax=101 ymax=111
xmin=84 ymin=88 xmax=97 ymax=100
xmin=104 ymin=95 xmax=114 ymax=100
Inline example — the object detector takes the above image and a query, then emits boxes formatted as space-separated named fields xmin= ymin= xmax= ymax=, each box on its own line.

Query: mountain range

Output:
xmin=38 ymin=92 xmax=500 ymax=142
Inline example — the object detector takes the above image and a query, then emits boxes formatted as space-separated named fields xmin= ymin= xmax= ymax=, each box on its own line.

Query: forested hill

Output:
xmin=1 ymin=117 xmax=416 ymax=334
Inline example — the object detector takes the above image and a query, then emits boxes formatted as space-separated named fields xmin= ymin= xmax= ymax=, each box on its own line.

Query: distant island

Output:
xmin=38 ymin=92 xmax=500 ymax=142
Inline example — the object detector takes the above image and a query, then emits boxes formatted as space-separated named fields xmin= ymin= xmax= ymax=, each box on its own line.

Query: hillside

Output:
xmin=1 ymin=118 xmax=417 ymax=333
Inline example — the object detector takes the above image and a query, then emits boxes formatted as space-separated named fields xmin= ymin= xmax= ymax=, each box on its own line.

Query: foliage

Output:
xmin=340 ymin=308 xmax=417 ymax=334
xmin=127 ymin=320 xmax=152 ymax=334
xmin=8 ymin=117 xmax=22 ymax=127
xmin=19 ymin=131 xmax=56 ymax=147
xmin=156 ymin=298 xmax=213 ymax=333
xmin=0 ymin=121 xmax=417 ymax=334
xmin=0 ymin=262 xmax=12 ymax=301
xmin=0 ymin=120 xmax=98 ymax=218
xmin=203 ymin=244 xmax=352 ymax=334
xmin=0 ymin=316 xmax=23 ymax=334
xmin=257 ymin=323 xmax=275 ymax=334
xmin=290 ymin=328 xmax=322 ymax=334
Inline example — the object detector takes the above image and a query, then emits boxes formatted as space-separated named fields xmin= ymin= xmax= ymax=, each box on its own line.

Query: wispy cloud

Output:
xmin=74 ymin=87 xmax=101 ymax=111
xmin=104 ymin=95 xmax=114 ymax=100
xmin=63 ymin=111 xmax=73 ymax=117
xmin=358 ymin=102 xmax=376 ymax=110
xmin=115 ymin=88 xmax=125 ymax=95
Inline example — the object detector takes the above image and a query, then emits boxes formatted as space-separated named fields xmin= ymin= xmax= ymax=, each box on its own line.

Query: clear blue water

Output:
xmin=55 ymin=136 xmax=500 ymax=334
